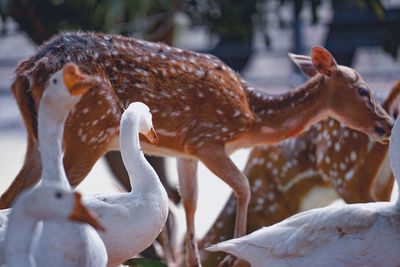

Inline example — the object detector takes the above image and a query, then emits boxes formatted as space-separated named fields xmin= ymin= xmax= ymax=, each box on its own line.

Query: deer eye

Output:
xmin=358 ymin=87 xmax=369 ymax=97
xmin=55 ymin=191 xmax=63 ymax=199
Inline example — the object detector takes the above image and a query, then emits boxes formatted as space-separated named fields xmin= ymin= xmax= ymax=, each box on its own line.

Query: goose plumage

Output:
xmin=82 ymin=102 xmax=169 ymax=266
xmin=4 ymin=184 xmax=103 ymax=267
xmin=10 ymin=63 xmax=108 ymax=267
xmin=207 ymin=118 xmax=400 ymax=267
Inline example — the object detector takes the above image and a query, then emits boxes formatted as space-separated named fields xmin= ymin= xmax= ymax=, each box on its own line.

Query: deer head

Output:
xmin=290 ymin=46 xmax=393 ymax=143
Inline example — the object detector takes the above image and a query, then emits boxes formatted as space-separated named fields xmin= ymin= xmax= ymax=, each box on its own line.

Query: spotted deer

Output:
xmin=4 ymin=32 xmax=393 ymax=266
xmin=199 ymin=80 xmax=400 ymax=267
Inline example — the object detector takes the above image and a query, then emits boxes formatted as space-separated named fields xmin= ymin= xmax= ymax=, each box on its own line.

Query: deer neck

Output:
xmin=241 ymin=75 xmax=328 ymax=148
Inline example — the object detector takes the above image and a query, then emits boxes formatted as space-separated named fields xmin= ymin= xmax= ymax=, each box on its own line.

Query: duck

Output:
xmin=82 ymin=101 xmax=169 ymax=266
xmin=207 ymin=116 xmax=400 ymax=267
xmin=4 ymin=184 xmax=103 ymax=267
xmin=31 ymin=63 xmax=108 ymax=267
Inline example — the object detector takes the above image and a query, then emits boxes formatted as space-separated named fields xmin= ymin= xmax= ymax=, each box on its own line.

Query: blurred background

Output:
xmin=0 ymin=0 xmax=400 ymax=254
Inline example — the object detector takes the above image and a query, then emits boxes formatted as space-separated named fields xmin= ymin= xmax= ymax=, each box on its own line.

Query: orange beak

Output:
xmin=145 ymin=127 xmax=159 ymax=144
xmin=62 ymin=63 xmax=97 ymax=95
xmin=69 ymin=192 xmax=105 ymax=232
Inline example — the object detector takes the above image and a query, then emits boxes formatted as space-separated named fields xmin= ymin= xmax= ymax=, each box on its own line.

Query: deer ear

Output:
xmin=311 ymin=46 xmax=338 ymax=77
xmin=288 ymin=53 xmax=318 ymax=78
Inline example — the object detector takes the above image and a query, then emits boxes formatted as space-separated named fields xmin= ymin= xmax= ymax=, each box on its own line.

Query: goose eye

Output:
xmin=52 ymin=78 xmax=57 ymax=84
xmin=358 ymin=87 xmax=368 ymax=97
xmin=55 ymin=191 xmax=63 ymax=199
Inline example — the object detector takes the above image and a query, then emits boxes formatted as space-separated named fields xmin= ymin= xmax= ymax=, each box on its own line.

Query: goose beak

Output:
xmin=69 ymin=192 xmax=106 ymax=232
xmin=145 ymin=127 xmax=159 ymax=144
xmin=62 ymin=63 xmax=97 ymax=95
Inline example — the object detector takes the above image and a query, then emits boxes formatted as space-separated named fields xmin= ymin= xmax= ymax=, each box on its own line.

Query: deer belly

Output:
xmin=299 ymin=186 xmax=341 ymax=212
xmin=107 ymin=134 xmax=197 ymax=159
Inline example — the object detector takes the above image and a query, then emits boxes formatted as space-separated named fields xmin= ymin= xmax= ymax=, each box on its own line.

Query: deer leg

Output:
xmin=0 ymin=136 xmax=42 ymax=209
xmin=196 ymin=144 xmax=250 ymax=239
xmin=177 ymin=158 xmax=201 ymax=267
xmin=194 ymin=144 xmax=250 ymax=267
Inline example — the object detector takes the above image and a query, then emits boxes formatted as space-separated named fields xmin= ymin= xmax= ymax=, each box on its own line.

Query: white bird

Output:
xmin=31 ymin=63 xmax=108 ymax=267
xmin=4 ymin=184 xmax=103 ymax=267
xmin=207 ymin=118 xmax=400 ymax=267
xmin=83 ymin=102 xmax=169 ymax=266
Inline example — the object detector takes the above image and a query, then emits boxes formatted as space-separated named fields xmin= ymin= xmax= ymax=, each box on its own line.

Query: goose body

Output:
xmin=4 ymin=184 xmax=103 ymax=267
xmin=0 ymin=67 xmax=167 ymax=266
xmin=207 ymin=118 xmax=400 ymax=266
xmin=29 ymin=64 xmax=107 ymax=267
xmin=83 ymin=102 xmax=169 ymax=266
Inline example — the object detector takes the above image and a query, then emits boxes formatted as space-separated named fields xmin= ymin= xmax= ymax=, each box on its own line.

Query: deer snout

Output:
xmin=374 ymin=117 xmax=393 ymax=144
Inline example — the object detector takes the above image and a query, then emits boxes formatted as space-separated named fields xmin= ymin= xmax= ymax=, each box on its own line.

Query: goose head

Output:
xmin=18 ymin=184 xmax=105 ymax=231
xmin=42 ymin=63 xmax=98 ymax=110
xmin=124 ymin=102 xmax=159 ymax=144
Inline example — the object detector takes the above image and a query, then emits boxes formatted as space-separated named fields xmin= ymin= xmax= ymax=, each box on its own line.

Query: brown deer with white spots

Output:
xmin=199 ymin=80 xmax=400 ymax=267
xmin=3 ymin=32 xmax=393 ymax=266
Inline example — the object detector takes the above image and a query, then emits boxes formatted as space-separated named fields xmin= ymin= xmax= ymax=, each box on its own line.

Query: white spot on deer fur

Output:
xmin=135 ymin=68 xmax=148 ymax=76
xmin=92 ymin=120 xmax=98 ymax=126
xmin=257 ymin=198 xmax=265 ymax=205
xmin=267 ymin=192 xmax=275 ymax=200
xmin=340 ymin=162 xmax=346 ymax=170
xmin=198 ymin=92 xmax=204 ymax=98
xmin=344 ymin=130 xmax=349 ymax=137
xmin=216 ymin=109 xmax=224 ymax=115
xmin=350 ymin=151 xmax=357 ymax=161
xmin=317 ymin=153 xmax=323 ymax=164
xmin=345 ymin=169 xmax=355 ymax=181
xmin=193 ymin=68 xmax=204 ymax=77
xmin=266 ymin=161 xmax=273 ymax=169
xmin=78 ymin=128 xmax=83 ymax=137
xmin=66 ymin=55 xmax=71 ymax=61
xmin=272 ymin=168 xmax=278 ymax=176
xmin=334 ymin=143 xmax=340 ymax=151
xmin=81 ymin=134 xmax=87 ymax=142
xmin=82 ymin=108 xmax=89 ymax=114
xmin=352 ymin=132 xmax=358 ymax=138
xmin=327 ymin=140 xmax=332 ymax=147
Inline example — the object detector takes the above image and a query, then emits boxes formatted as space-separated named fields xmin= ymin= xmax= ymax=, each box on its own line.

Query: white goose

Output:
xmin=4 ymin=184 xmax=103 ymax=267
xmin=207 ymin=117 xmax=400 ymax=266
xmin=83 ymin=102 xmax=169 ymax=266
xmin=32 ymin=63 xmax=108 ymax=267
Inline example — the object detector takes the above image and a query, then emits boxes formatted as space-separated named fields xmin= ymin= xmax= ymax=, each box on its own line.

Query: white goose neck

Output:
xmin=38 ymin=93 xmax=74 ymax=188
xmin=119 ymin=112 xmax=158 ymax=192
